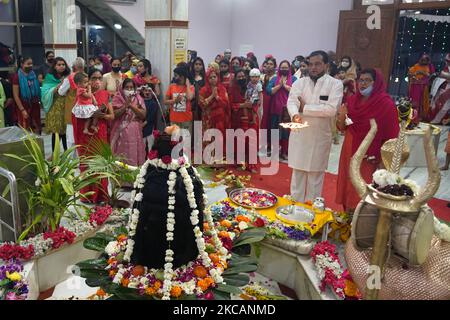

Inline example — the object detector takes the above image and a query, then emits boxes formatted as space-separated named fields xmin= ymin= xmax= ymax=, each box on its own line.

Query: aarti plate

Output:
xmin=229 ymin=188 xmax=278 ymax=210
xmin=279 ymin=122 xmax=309 ymax=131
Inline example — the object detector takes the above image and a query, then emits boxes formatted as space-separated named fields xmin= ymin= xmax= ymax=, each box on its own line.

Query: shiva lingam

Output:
xmin=348 ymin=119 xmax=441 ymax=300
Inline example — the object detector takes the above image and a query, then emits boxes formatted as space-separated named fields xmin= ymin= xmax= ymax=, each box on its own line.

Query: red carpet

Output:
xmin=232 ymin=162 xmax=450 ymax=222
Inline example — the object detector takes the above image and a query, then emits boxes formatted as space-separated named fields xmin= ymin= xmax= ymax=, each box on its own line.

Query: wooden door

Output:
xmin=336 ymin=7 xmax=397 ymax=82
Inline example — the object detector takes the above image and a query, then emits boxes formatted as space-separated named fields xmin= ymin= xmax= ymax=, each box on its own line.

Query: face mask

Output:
xmin=47 ymin=58 xmax=55 ymax=64
xmin=141 ymin=71 xmax=147 ymax=77
xmin=124 ymin=90 xmax=135 ymax=97
xmin=24 ymin=66 xmax=33 ymax=73
xmin=130 ymin=66 xmax=137 ymax=74
xmin=112 ymin=66 xmax=121 ymax=73
xmin=360 ymin=85 xmax=373 ymax=97
xmin=280 ymin=70 xmax=289 ymax=76
xmin=237 ymin=79 xmax=247 ymax=87
xmin=342 ymin=62 xmax=350 ymax=68
xmin=94 ymin=64 xmax=103 ymax=71
xmin=220 ymin=70 xmax=228 ymax=76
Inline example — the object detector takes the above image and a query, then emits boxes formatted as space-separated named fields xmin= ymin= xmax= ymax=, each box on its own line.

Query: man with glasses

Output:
xmin=287 ymin=50 xmax=343 ymax=203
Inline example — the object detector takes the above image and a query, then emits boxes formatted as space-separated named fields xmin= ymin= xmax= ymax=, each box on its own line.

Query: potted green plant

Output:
xmin=5 ymin=131 xmax=106 ymax=241
xmin=82 ymin=138 xmax=138 ymax=209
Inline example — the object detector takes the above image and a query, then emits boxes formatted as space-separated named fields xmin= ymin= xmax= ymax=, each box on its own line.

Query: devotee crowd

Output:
xmin=0 ymin=49 xmax=448 ymax=209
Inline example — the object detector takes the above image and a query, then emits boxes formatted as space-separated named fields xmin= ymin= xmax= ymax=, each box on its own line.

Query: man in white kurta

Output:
xmin=287 ymin=51 xmax=343 ymax=203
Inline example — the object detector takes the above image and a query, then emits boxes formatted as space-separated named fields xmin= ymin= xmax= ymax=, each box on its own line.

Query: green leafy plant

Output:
xmin=82 ymin=138 xmax=138 ymax=208
xmin=5 ymin=131 xmax=107 ymax=241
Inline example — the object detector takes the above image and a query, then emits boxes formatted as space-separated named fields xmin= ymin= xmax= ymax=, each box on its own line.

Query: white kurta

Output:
xmin=287 ymin=74 xmax=343 ymax=172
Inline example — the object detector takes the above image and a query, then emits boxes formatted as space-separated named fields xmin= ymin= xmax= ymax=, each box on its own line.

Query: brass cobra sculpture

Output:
xmin=349 ymin=119 xmax=441 ymax=300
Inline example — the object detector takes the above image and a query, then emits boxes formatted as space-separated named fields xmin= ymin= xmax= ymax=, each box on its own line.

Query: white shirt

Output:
xmin=287 ymin=74 xmax=343 ymax=172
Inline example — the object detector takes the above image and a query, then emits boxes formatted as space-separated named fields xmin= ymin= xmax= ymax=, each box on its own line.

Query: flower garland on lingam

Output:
xmin=0 ymin=206 xmax=114 ymax=262
xmin=86 ymin=127 xmax=264 ymax=300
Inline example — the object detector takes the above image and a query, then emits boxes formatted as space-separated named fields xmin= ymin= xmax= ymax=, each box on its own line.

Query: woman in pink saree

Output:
xmin=111 ymin=78 xmax=147 ymax=166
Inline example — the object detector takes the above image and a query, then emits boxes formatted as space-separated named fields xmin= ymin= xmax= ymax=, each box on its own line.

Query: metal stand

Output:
xmin=0 ymin=167 xmax=21 ymax=242
xmin=365 ymin=209 xmax=392 ymax=300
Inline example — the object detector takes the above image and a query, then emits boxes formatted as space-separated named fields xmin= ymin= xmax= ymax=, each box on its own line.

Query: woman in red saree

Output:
xmin=199 ymin=68 xmax=230 ymax=162
xmin=336 ymin=68 xmax=399 ymax=211
xmin=408 ymin=54 xmax=435 ymax=122
xmin=73 ymin=69 xmax=114 ymax=204
xmin=228 ymin=69 xmax=259 ymax=173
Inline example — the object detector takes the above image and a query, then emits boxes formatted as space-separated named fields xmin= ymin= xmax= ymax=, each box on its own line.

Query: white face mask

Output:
xmin=94 ymin=64 xmax=103 ymax=72
xmin=124 ymin=90 xmax=135 ymax=97
xmin=360 ymin=85 xmax=373 ymax=97
xmin=341 ymin=61 xmax=350 ymax=68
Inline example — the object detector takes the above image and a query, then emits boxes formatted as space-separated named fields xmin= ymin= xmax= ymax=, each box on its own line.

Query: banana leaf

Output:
xmin=76 ymin=258 xmax=108 ymax=270
xmin=85 ymin=276 xmax=111 ymax=288
xmin=216 ymin=283 xmax=242 ymax=295
xmin=223 ymin=264 xmax=258 ymax=276
xmin=222 ymin=273 xmax=250 ymax=287
xmin=83 ymin=237 xmax=110 ymax=252
xmin=212 ymin=289 xmax=231 ymax=300
xmin=229 ymin=256 xmax=258 ymax=267
xmin=79 ymin=269 xmax=109 ymax=279
xmin=93 ymin=232 xmax=116 ymax=243
xmin=233 ymin=228 xmax=266 ymax=248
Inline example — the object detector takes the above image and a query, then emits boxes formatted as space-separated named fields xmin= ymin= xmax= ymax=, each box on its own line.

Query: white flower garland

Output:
xmin=112 ymin=157 xmax=232 ymax=299
xmin=192 ymin=168 xmax=229 ymax=260
xmin=124 ymin=161 xmax=150 ymax=262
xmin=162 ymin=171 xmax=177 ymax=300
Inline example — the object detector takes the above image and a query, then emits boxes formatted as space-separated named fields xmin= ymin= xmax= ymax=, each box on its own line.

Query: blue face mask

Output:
xmin=360 ymin=85 xmax=373 ymax=97
xmin=130 ymin=66 xmax=137 ymax=74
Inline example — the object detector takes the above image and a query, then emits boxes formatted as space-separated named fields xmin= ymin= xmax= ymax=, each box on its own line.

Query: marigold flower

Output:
xmin=117 ymin=234 xmax=127 ymax=242
xmin=107 ymin=258 xmax=116 ymax=265
xmin=197 ymin=279 xmax=209 ymax=291
xmin=170 ymin=286 xmax=182 ymax=298
xmin=218 ymin=231 xmax=230 ymax=239
xmin=209 ymin=253 xmax=220 ymax=264
xmin=154 ymin=280 xmax=162 ymax=290
xmin=236 ymin=215 xmax=250 ymax=223
xmin=205 ymin=277 xmax=214 ymax=286
xmin=131 ymin=265 xmax=145 ymax=277
xmin=145 ymin=287 xmax=156 ymax=296
xmin=109 ymin=270 xmax=117 ymax=277
xmin=96 ymin=288 xmax=106 ymax=297
xmin=193 ymin=266 xmax=208 ymax=278
xmin=121 ymin=278 xmax=130 ymax=287
xmin=220 ymin=220 xmax=232 ymax=228
xmin=203 ymin=222 xmax=210 ymax=231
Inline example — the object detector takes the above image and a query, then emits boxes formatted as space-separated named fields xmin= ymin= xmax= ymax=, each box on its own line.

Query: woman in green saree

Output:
xmin=41 ymin=57 xmax=71 ymax=152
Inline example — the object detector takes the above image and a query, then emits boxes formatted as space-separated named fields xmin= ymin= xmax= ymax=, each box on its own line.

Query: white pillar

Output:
xmin=145 ymin=0 xmax=189 ymax=92
xmin=42 ymin=0 xmax=77 ymax=65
